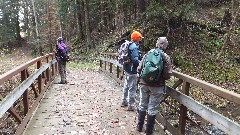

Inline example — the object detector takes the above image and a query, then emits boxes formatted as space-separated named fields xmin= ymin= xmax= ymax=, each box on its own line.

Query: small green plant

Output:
xmin=67 ymin=61 xmax=98 ymax=69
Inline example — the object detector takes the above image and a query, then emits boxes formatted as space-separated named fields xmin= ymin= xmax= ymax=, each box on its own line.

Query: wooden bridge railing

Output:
xmin=99 ymin=53 xmax=240 ymax=135
xmin=0 ymin=53 xmax=58 ymax=135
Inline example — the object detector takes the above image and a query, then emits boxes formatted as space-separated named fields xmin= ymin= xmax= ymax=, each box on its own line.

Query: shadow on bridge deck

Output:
xmin=23 ymin=69 xmax=165 ymax=135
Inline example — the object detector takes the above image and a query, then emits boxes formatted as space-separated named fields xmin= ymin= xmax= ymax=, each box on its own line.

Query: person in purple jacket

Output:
xmin=55 ymin=37 xmax=68 ymax=84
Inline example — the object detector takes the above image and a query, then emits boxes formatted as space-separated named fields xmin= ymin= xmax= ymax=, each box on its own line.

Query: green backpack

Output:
xmin=140 ymin=48 xmax=163 ymax=83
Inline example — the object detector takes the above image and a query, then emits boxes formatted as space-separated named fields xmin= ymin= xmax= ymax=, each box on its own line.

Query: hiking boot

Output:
xmin=145 ymin=115 xmax=156 ymax=135
xmin=59 ymin=80 xmax=67 ymax=84
xmin=127 ymin=105 xmax=135 ymax=111
xmin=137 ymin=111 xmax=146 ymax=132
xmin=121 ymin=101 xmax=128 ymax=107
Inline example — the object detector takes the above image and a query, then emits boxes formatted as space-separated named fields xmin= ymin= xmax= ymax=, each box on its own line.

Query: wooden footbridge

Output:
xmin=0 ymin=53 xmax=240 ymax=135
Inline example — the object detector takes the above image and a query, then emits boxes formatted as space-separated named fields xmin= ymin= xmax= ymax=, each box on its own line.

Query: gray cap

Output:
xmin=156 ymin=37 xmax=168 ymax=49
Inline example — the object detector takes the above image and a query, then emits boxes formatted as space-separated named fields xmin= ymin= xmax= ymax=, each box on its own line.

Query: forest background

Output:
xmin=0 ymin=0 xmax=239 ymax=93
xmin=0 ymin=0 xmax=239 ymax=134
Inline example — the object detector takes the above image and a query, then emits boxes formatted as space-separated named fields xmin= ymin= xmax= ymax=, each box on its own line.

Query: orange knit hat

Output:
xmin=131 ymin=31 xmax=143 ymax=41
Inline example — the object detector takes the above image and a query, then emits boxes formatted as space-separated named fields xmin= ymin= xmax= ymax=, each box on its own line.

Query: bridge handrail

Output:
xmin=173 ymin=70 xmax=240 ymax=105
xmin=0 ymin=53 xmax=58 ymax=135
xmin=0 ymin=54 xmax=53 ymax=85
xmin=0 ymin=60 xmax=56 ymax=117
xmin=100 ymin=53 xmax=240 ymax=105
xmin=99 ymin=53 xmax=240 ymax=135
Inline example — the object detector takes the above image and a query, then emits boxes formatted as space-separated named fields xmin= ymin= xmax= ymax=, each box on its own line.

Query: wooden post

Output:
xmin=104 ymin=60 xmax=107 ymax=70
xmin=46 ymin=56 xmax=50 ymax=82
xmin=117 ymin=66 xmax=120 ymax=78
xmin=37 ymin=61 xmax=42 ymax=93
xmin=179 ymin=81 xmax=190 ymax=134
xmin=21 ymin=69 xmax=29 ymax=115
xmin=121 ymin=70 xmax=124 ymax=80
xmin=110 ymin=55 xmax=114 ymax=74
xmin=100 ymin=59 xmax=102 ymax=68
xmin=26 ymin=70 xmax=39 ymax=98
xmin=109 ymin=62 xmax=113 ymax=74
xmin=56 ymin=61 xmax=58 ymax=74
xmin=52 ymin=55 xmax=55 ymax=77
xmin=0 ymin=95 xmax=23 ymax=123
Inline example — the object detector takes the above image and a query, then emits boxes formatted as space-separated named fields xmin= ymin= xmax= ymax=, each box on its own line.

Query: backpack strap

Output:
xmin=127 ymin=41 xmax=134 ymax=59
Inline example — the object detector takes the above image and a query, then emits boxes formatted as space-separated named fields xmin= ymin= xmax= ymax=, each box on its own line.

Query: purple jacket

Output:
xmin=56 ymin=43 xmax=67 ymax=62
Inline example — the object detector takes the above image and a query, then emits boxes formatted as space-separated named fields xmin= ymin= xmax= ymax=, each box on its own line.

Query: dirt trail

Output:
xmin=23 ymin=69 xmax=165 ymax=135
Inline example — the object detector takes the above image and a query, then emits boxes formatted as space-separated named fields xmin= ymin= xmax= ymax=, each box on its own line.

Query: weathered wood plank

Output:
xmin=101 ymin=57 xmax=240 ymax=105
xmin=99 ymin=67 xmax=124 ymax=86
xmin=166 ymin=86 xmax=240 ymax=135
xmin=8 ymin=107 xmax=23 ymax=123
xmin=0 ymin=60 xmax=56 ymax=118
xmin=172 ymin=79 xmax=183 ymax=89
xmin=15 ymin=76 xmax=56 ymax=135
xmin=156 ymin=113 xmax=181 ymax=135
xmin=173 ymin=71 xmax=240 ymax=105
xmin=99 ymin=57 xmax=123 ymax=68
xmin=99 ymin=54 xmax=240 ymax=135
xmin=0 ymin=54 xmax=54 ymax=85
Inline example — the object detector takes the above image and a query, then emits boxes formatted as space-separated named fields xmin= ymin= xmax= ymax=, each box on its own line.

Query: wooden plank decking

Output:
xmin=23 ymin=69 xmax=165 ymax=135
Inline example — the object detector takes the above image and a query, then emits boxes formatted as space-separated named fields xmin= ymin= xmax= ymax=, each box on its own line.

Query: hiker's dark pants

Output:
xmin=58 ymin=61 xmax=66 ymax=82
xmin=138 ymin=85 xmax=165 ymax=115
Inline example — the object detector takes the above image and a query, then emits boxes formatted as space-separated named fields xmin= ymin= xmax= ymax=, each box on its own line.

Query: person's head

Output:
xmin=57 ymin=37 xmax=64 ymax=43
xmin=131 ymin=31 xmax=143 ymax=43
xmin=156 ymin=37 xmax=168 ymax=50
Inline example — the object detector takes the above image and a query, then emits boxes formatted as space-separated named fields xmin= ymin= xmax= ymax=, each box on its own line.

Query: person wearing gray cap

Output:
xmin=136 ymin=37 xmax=172 ymax=135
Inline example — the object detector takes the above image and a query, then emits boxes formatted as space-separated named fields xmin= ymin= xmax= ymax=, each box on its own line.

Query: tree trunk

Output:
xmin=159 ymin=0 xmax=166 ymax=5
xmin=31 ymin=0 xmax=39 ymax=37
xmin=31 ymin=0 xmax=43 ymax=56
xmin=83 ymin=0 xmax=92 ymax=50
xmin=115 ymin=0 xmax=124 ymax=32
xmin=76 ymin=0 xmax=84 ymax=40
xmin=100 ymin=0 xmax=108 ymax=33
xmin=16 ymin=18 xmax=21 ymax=47
xmin=15 ymin=0 xmax=21 ymax=46
xmin=23 ymin=0 xmax=30 ymax=39
xmin=46 ymin=0 xmax=53 ymax=52
xmin=137 ymin=0 xmax=146 ymax=14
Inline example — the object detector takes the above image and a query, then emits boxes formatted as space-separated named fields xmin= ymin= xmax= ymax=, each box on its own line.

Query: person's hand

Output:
xmin=137 ymin=66 xmax=141 ymax=73
xmin=123 ymin=60 xmax=130 ymax=64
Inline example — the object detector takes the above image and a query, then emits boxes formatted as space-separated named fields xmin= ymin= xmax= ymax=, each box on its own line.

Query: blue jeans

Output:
xmin=122 ymin=72 xmax=137 ymax=107
xmin=138 ymin=85 xmax=166 ymax=115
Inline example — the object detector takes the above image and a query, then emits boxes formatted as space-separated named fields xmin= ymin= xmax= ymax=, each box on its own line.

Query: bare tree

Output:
xmin=76 ymin=0 xmax=85 ymax=40
xmin=31 ymin=0 xmax=39 ymax=37
xmin=31 ymin=0 xmax=43 ymax=55
xmin=83 ymin=0 xmax=92 ymax=50
xmin=22 ymin=0 xmax=30 ymax=39
xmin=137 ymin=0 xmax=146 ymax=14
xmin=99 ymin=0 xmax=108 ymax=33
xmin=115 ymin=0 xmax=124 ymax=32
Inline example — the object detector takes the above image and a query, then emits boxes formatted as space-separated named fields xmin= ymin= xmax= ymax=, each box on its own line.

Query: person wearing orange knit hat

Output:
xmin=121 ymin=30 xmax=143 ymax=111
xmin=131 ymin=31 xmax=144 ymax=41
